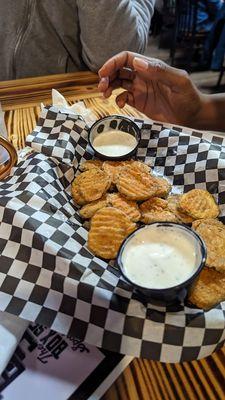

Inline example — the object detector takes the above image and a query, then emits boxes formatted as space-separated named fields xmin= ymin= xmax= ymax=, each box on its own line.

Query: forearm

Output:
xmin=194 ymin=93 xmax=225 ymax=132
xmin=77 ymin=0 xmax=154 ymax=71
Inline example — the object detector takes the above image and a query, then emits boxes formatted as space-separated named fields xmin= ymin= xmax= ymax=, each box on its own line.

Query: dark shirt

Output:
xmin=197 ymin=0 xmax=222 ymax=32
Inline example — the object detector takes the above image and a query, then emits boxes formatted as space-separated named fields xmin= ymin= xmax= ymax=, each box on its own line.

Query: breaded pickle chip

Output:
xmin=180 ymin=189 xmax=219 ymax=219
xmin=79 ymin=196 xmax=108 ymax=219
xmin=76 ymin=169 xmax=111 ymax=202
xmin=192 ymin=218 xmax=225 ymax=272
xmin=168 ymin=194 xmax=194 ymax=224
xmin=116 ymin=163 xmax=158 ymax=201
xmin=79 ymin=159 xmax=103 ymax=171
xmin=88 ymin=207 xmax=136 ymax=259
xmin=140 ymin=197 xmax=178 ymax=224
xmin=71 ymin=178 xmax=86 ymax=206
xmin=154 ymin=176 xmax=172 ymax=198
xmin=107 ymin=193 xmax=141 ymax=222
xmin=188 ymin=267 xmax=225 ymax=309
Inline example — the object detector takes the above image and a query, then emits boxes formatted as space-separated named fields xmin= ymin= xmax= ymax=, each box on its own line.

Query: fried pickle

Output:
xmin=116 ymin=163 xmax=158 ymax=201
xmin=188 ymin=267 xmax=225 ymax=309
xmin=102 ymin=161 xmax=128 ymax=185
xmin=79 ymin=159 xmax=103 ymax=171
xmin=154 ymin=176 xmax=172 ymax=198
xmin=179 ymin=189 xmax=219 ymax=219
xmin=192 ymin=218 xmax=225 ymax=272
xmin=140 ymin=197 xmax=178 ymax=224
xmin=79 ymin=195 xmax=108 ymax=219
xmin=107 ymin=193 xmax=141 ymax=222
xmin=88 ymin=207 xmax=136 ymax=259
xmin=71 ymin=177 xmax=86 ymax=206
xmin=77 ymin=169 xmax=111 ymax=202
xmin=167 ymin=194 xmax=194 ymax=224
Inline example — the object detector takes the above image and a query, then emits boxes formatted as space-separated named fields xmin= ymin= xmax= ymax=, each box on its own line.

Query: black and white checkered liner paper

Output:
xmin=0 ymin=106 xmax=224 ymax=363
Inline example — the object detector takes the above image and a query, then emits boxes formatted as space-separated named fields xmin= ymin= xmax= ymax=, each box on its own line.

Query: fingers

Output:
xmin=98 ymin=69 xmax=135 ymax=99
xmin=133 ymin=57 xmax=189 ymax=89
xmin=115 ymin=91 xmax=134 ymax=108
xmin=99 ymin=51 xmax=137 ymax=78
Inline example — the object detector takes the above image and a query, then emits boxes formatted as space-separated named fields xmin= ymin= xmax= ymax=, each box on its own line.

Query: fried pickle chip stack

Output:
xmin=71 ymin=159 xmax=224 ymax=310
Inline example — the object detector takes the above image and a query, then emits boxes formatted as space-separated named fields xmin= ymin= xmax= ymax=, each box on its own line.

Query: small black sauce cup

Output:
xmin=117 ymin=222 xmax=207 ymax=306
xmin=88 ymin=115 xmax=141 ymax=160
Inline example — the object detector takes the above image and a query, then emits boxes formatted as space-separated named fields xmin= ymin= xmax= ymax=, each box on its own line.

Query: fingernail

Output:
xmin=99 ymin=77 xmax=109 ymax=86
xmin=133 ymin=58 xmax=148 ymax=70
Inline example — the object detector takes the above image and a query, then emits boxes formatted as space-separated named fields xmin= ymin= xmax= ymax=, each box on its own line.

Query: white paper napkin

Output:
xmin=0 ymin=312 xmax=29 ymax=374
xmin=50 ymin=89 xmax=97 ymax=126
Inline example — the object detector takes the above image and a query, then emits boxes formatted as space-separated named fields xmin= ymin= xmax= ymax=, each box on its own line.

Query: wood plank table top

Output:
xmin=1 ymin=71 xmax=224 ymax=400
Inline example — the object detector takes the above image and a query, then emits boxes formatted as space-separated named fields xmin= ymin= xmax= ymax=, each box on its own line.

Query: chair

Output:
xmin=216 ymin=59 xmax=225 ymax=88
xmin=158 ymin=0 xmax=176 ymax=48
xmin=170 ymin=0 xmax=208 ymax=71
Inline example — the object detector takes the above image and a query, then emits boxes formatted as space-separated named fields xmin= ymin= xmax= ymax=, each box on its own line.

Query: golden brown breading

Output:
xmin=107 ymin=193 xmax=141 ymax=222
xmin=71 ymin=178 xmax=86 ymax=206
xmin=188 ymin=267 xmax=225 ymax=309
xmin=88 ymin=207 xmax=136 ymax=259
xmin=179 ymin=189 xmax=219 ymax=219
xmin=102 ymin=161 xmax=128 ymax=184
xmin=130 ymin=160 xmax=151 ymax=174
xmin=79 ymin=196 xmax=108 ymax=219
xmin=141 ymin=211 xmax=178 ymax=224
xmin=116 ymin=163 xmax=158 ymax=201
xmin=154 ymin=177 xmax=172 ymax=198
xmin=77 ymin=169 xmax=111 ymax=202
xmin=140 ymin=197 xmax=178 ymax=224
xmin=192 ymin=218 xmax=225 ymax=272
xmin=167 ymin=194 xmax=194 ymax=224
xmin=79 ymin=159 xmax=103 ymax=171
xmin=140 ymin=197 xmax=168 ymax=213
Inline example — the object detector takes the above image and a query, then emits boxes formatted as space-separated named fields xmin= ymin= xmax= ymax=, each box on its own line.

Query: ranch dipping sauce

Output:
xmin=92 ymin=130 xmax=137 ymax=157
xmin=121 ymin=225 xmax=198 ymax=289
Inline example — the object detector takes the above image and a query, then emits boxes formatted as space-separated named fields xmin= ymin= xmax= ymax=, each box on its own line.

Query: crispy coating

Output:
xmin=140 ymin=197 xmax=168 ymax=213
xmin=107 ymin=193 xmax=141 ymax=222
xmin=102 ymin=161 xmax=130 ymax=184
xmin=179 ymin=189 xmax=219 ymax=219
xmin=71 ymin=177 xmax=86 ymax=206
xmin=154 ymin=176 xmax=172 ymax=198
xmin=140 ymin=197 xmax=178 ymax=224
xmin=88 ymin=207 xmax=136 ymax=259
xmin=79 ymin=159 xmax=103 ymax=171
xmin=79 ymin=196 xmax=108 ymax=219
xmin=102 ymin=160 xmax=151 ymax=185
xmin=77 ymin=169 xmax=111 ymax=202
xmin=188 ymin=267 xmax=225 ymax=309
xmin=167 ymin=194 xmax=194 ymax=224
xmin=192 ymin=218 xmax=225 ymax=272
xmin=116 ymin=163 xmax=158 ymax=201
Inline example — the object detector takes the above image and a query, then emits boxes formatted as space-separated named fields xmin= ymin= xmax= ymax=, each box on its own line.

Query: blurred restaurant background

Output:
xmin=148 ymin=0 xmax=225 ymax=93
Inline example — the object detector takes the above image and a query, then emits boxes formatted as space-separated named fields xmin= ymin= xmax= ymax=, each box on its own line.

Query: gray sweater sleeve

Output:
xmin=77 ymin=0 xmax=155 ymax=71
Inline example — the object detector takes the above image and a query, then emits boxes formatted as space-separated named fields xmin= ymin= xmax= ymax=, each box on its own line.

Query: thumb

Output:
xmin=133 ymin=57 xmax=189 ymax=89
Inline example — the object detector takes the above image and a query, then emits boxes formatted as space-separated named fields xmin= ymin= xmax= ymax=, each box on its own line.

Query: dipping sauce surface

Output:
xmin=92 ymin=130 xmax=137 ymax=157
xmin=121 ymin=225 xmax=197 ymax=289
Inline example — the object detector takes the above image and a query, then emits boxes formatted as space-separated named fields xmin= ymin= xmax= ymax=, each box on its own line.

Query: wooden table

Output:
xmin=1 ymin=72 xmax=224 ymax=400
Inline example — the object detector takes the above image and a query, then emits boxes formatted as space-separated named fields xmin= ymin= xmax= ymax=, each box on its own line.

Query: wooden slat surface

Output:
xmin=1 ymin=72 xmax=225 ymax=400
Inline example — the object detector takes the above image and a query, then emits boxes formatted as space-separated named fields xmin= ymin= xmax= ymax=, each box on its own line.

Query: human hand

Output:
xmin=98 ymin=51 xmax=204 ymax=127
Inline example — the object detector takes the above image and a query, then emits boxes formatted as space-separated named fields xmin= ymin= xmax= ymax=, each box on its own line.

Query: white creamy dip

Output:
xmin=92 ymin=130 xmax=137 ymax=157
xmin=121 ymin=226 xmax=198 ymax=289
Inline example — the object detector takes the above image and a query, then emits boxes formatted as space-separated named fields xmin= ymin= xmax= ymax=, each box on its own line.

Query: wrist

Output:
xmin=193 ymin=94 xmax=215 ymax=130
xmin=193 ymin=94 xmax=225 ymax=132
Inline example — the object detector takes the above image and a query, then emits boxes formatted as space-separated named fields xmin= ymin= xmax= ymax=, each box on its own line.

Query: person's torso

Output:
xmin=197 ymin=0 xmax=221 ymax=32
xmin=0 ymin=0 xmax=86 ymax=81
